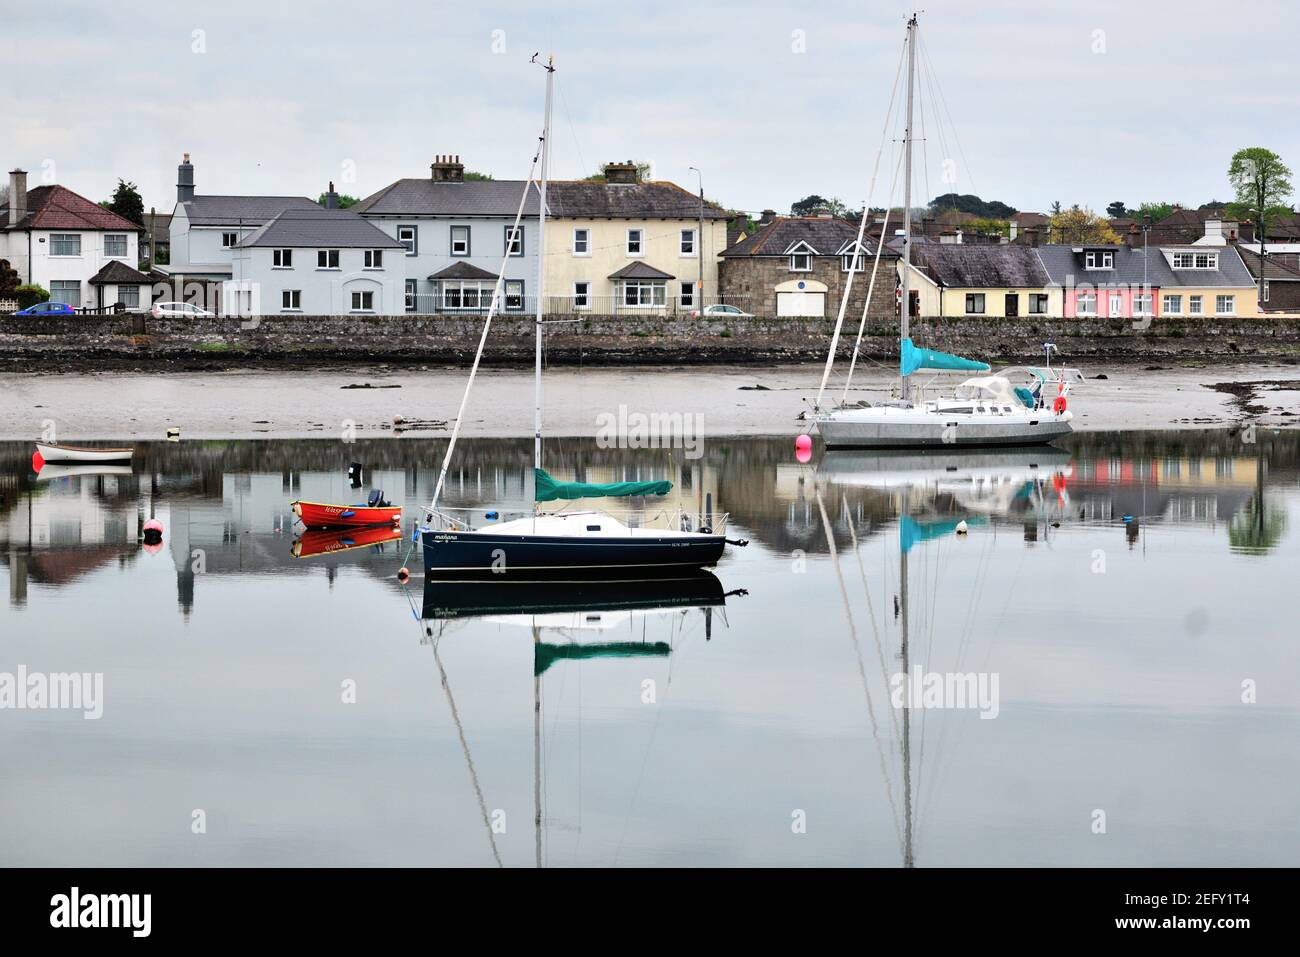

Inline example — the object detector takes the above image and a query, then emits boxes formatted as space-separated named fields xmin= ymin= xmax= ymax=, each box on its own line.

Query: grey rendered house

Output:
xmin=351 ymin=155 xmax=539 ymax=313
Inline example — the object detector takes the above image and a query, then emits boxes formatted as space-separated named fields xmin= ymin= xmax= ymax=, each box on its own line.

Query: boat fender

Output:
xmin=726 ymin=537 xmax=749 ymax=547
xmin=485 ymin=511 xmax=499 ymax=520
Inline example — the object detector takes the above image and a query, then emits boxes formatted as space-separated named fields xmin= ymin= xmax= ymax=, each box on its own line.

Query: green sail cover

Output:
xmin=900 ymin=338 xmax=991 ymax=376
xmin=535 ymin=641 xmax=670 ymax=676
xmin=534 ymin=467 xmax=672 ymax=503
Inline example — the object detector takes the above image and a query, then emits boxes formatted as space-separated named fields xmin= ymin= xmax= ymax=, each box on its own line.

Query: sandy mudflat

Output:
xmin=2 ymin=361 xmax=1298 ymax=441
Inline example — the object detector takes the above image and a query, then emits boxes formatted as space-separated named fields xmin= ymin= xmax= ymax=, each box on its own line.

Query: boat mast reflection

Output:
xmin=418 ymin=570 xmax=746 ymax=866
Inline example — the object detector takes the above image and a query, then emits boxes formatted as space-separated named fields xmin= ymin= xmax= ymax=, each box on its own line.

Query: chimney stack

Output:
xmin=759 ymin=209 xmax=777 ymax=227
xmin=1125 ymin=223 xmax=1139 ymax=249
xmin=1026 ymin=226 xmax=1040 ymax=248
xmin=8 ymin=169 xmax=27 ymax=225
xmin=325 ymin=181 xmax=339 ymax=209
xmin=431 ymin=154 xmax=465 ymax=182
xmin=177 ymin=152 xmax=195 ymax=204
xmin=602 ymin=160 xmax=640 ymax=184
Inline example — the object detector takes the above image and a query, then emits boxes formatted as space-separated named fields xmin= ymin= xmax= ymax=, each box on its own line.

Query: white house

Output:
xmin=160 ymin=153 xmax=320 ymax=286
xmin=225 ymin=207 xmax=407 ymax=316
xmin=1 ymin=168 xmax=150 ymax=310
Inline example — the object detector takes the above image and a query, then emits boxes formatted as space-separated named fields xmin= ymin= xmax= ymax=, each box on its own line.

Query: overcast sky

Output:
xmin=3 ymin=0 xmax=1296 ymax=218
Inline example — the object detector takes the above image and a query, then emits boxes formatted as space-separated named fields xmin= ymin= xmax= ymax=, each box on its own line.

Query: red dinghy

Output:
xmin=292 ymin=491 xmax=402 ymax=530
xmin=292 ymin=525 xmax=403 ymax=558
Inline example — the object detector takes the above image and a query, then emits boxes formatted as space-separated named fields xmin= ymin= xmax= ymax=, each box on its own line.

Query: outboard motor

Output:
xmin=367 ymin=489 xmax=391 ymax=508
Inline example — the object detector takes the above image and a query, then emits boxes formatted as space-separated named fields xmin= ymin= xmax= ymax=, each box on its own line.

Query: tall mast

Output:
xmin=899 ymin=15 xmax=917 ymax=403
xmin=899 ymin=484 xmax=914 ymax=868
xmin=534 ymin=56 xmax=554 ymax=472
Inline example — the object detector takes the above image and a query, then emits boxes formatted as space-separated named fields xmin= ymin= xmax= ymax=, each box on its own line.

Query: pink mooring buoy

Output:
xmin=31 ymin=449 xmax=45 ymax=473
xmin=795 ymin=433 xmax=813 ymax=464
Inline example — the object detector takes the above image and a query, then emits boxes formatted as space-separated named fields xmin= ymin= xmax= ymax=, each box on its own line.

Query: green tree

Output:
xmin=1106 ymin=201 xmax=1129 ymax=218
xmin=0 ymin=259 xmax=19 ymax=298
xmin=791 ymin=194 xmax=830 ymax=216
xmin=1049 ymin=207 xmax=1121 ymax=244
xmin=316 ymin=193 xmax=359 ymax=208
xmin=1136 ymin=201 xmax=1175 ymax=223
xmin=929 ymin=192 xmax=1015 ymax=218
xmin=1228 ymin=497 xmax=1288 ymax=555
xmin=15 ymin=284 xmax=49 ymax=309
xmin=100 ymin=179 xmax=144 ymax=226
xmin=967 ymin=217 xmax=1010 ymax=237
xmin=1049 ymin=200 xmax=1062 ymax=216
xmin=1227 ymin=147 xmax=1294 ymax=240
xmin=464 ymin=170 xmax=494 ymax=181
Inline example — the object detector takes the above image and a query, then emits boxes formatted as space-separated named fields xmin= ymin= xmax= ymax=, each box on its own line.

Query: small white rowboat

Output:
xmin=35 ymin=442 xmax=135 ymax=464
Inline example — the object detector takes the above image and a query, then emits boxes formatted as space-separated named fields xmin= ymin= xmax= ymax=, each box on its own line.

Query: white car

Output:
xmin=151 ymin=301 xmax=216 ymax=318
xmin=690 ymin=303 xmax=754 ymax=318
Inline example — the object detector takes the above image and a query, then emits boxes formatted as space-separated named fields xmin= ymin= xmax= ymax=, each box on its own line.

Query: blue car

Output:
xmin=13 ymin=301 xmax=76 ymax=316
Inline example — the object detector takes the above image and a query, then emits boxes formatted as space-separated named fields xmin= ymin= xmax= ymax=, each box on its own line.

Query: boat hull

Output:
xmin=292 ymin=525 xmax=404 ymax=558
xmin=292 ymin=500 xmax=402 ymax=529
xmin=816 ymin=409 xmax=1073 ymax=448
xmin=35 ymin=442 xmax=134 ymax=463
xmin=422 ymin=528 xmax=726 ymax=575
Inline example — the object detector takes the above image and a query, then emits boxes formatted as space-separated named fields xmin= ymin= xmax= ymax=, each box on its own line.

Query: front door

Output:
xmin=1005 ymin=293 xmax=1019 ymax=317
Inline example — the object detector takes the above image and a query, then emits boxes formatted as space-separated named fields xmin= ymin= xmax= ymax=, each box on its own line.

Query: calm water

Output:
xmin=1 ymin=432 xmax=1297 ymax=867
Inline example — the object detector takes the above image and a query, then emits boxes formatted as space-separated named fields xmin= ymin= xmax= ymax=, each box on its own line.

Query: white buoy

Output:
xmin=955 ymin=520 xmax=969 ymax=535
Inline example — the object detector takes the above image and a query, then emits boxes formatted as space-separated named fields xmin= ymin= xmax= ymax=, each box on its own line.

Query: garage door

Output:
xmin=777 ymin=291 xmax=825 ymax=317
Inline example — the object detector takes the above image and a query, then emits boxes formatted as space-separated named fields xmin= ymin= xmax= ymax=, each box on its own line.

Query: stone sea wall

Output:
xmin=2 ymin=313 xmax=1299 ymax=369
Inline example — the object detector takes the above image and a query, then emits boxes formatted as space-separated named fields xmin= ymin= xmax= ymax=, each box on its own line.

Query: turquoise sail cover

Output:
xmin=900 ymin=515 xmax=987 ymax=554
xmin=900 ymin=338 xmax=991 ymax=376
xmin=534 ymin=468 xmax=672 ymax=502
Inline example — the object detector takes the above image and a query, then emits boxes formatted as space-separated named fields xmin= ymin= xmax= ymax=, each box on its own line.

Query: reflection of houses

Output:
xmin=1067 ymin=455 xmax=1258 ymax=524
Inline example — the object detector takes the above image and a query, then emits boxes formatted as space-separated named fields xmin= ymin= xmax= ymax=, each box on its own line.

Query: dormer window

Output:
xmin=1172 ymin=251 xmax=1218 ymax=270
xmin=787 ymin=240 xmax=816 ymax=272
xmin=1084 ymin=250 xmax=1114 ymax=270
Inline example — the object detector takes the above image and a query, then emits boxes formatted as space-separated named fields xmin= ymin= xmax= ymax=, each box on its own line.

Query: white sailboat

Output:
xmin=812 ymin=14 xmax=1082 ymax=449
xmin=418 ymin=56 xmax=736 ymax=575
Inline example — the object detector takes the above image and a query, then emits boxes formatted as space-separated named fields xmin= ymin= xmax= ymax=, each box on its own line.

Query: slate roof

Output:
xmin=1035 ymin=244 xmax=1255 ymax=288
xmin=354 ymin=180 xmax=541 ymax=217
xmin=429 ymin=262 xmax=498 ymax=281
xmin=910 ymin=244 xmax=1051 ymax=287
xmin=608 ymin=261 xmax=675 ymax=280
xmin=1234 ymin=246 xmax=1300 ymax=282
xmin=181 ymin=194 xmax=320 ymax=226
xmin=353 ymin=178 xmax=725 ymax=220
xmin=236 ymin=208 xmax=404 ymax=248
xmin=0 ymin=185 xmax=142 ymax=232
xmin=721 ymin=216 xmax=894 ymax=258
xmin=547 ymin=181 xmax=726 ymax=220
xmin=89 ymin=261 xmax=152 ymax=285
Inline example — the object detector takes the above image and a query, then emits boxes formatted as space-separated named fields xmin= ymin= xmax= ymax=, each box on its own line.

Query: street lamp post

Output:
xmin=689 ymin=167 xmax=703 ymax=313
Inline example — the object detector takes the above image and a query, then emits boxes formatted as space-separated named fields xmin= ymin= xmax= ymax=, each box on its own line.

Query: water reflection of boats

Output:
xmin=291 ymin=525 xmax=404 ymax=559
xmin=417 ymin=570 xmax=744 ymax=865
xmin=819 ymin=447 xmax=1074 ymax=524
xmin=32 ymin=463 xmax=134 ymax=482
xmin=422 ymin=570 xmax=728 ymax=622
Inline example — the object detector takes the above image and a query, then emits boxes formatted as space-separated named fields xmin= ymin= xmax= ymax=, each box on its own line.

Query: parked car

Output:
xmin=151 ymin=301 xmax=216 ymax=318
xmin=13 ymin=301 xmax=76 ymax=316
xmin=690 ymin=303 xmax=754 ymax=318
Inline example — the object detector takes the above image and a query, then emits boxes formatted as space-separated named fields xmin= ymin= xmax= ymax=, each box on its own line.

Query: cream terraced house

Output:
xmin=899 ymin=242 xmax=1063 ymax=318
xmin=355 ymin=158 xmax=727 ymax=314
xmin=542 ymin=163 xmax=728 ymax=314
